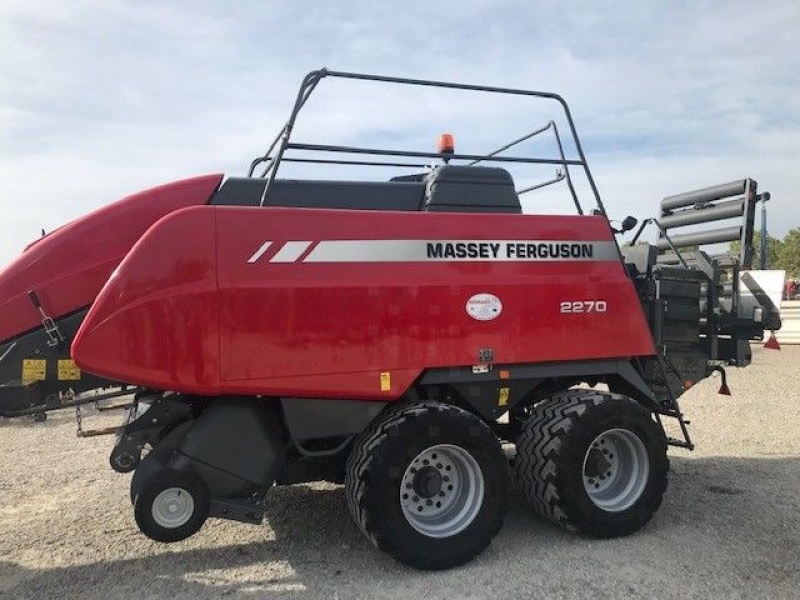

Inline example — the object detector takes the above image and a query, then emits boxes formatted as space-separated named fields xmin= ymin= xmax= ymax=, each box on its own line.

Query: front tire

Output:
xmin=515 ymin=390 xmax=668 ymax=538
xmin=130 ymin=422 xmax=191 ymax=505
xmin=134 ymin=469 xmax=210 ymax=543
xmin=345 ymin=401 xmax=509 ymax=570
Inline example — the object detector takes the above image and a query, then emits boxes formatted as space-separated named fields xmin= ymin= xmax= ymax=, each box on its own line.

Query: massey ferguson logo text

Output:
xmin=426 ymin=242 xmax=594 ymax=260
xmin=247 ymin=239 xmax=613 ymax=263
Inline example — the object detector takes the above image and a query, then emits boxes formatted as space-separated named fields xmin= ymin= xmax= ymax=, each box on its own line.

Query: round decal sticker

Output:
xmin=466 ymin=293 xmax=503 ymax=321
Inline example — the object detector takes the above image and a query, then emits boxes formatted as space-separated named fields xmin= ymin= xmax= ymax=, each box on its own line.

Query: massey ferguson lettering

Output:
xmin=505 ymin=242 xmax=593 ymax=259
xmin=426 ymin=241 xmax=594 ymax=260
xmin=426 ymin=242 xmax=501 ymax=259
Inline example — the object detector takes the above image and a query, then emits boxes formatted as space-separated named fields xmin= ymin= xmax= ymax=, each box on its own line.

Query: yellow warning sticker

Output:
xmin=58 ymin=359 xmax=81 ymax=381
xmin=380 ymin=372 xmax=391 ymax=392
xmin=498 ymin=387 xmax=510 ymax=407
xmin=22 ymin=359 xmax=47 ymax=382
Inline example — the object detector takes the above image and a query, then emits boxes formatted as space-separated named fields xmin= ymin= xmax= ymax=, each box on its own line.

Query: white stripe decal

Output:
xmin=246 ymin=241 xmax=273 ymax=263
xmin=303 ymin=240 xmax=619 ymax=262
xmin=271 ymin=241 xmax=312 ymax=263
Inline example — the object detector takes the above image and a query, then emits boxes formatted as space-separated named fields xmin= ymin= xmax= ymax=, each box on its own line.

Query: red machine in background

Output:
xmin=0 ymin=175 xmax=222 ymax=418
xmin=0 ymin=70 xmax=779 ymax=569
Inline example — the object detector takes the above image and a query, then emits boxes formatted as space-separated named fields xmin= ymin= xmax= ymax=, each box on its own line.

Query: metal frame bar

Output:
xmin=467 ymin=122 xmax=554 ymax=166
xmin=630 ymin=218 xmax=690 ymax=269
xmin=248 ymin=68 xmax=606 ymax=215
xmin=4 ymin=386 xmax=136 ymax=418
xmin=285 ymin=142 xmax=585 ymax=166
xmin=467 ymin=121 xmax=581 ymax=213
xmin=268 ymin=157 xmax=431 ymax=169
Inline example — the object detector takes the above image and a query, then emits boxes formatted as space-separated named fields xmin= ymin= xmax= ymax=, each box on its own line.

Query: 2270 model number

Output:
xmin=560 ymin=300 xmax=608 ymax=313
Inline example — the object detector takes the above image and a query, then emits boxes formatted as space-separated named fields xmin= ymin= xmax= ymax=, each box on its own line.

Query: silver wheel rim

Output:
xmin=151 ymin=487 xmax=195 ymax=528
xmin=400 ymin=444 xmax=484 ymax=538
xmin=582 ymin=428 xmax=649 ymax=512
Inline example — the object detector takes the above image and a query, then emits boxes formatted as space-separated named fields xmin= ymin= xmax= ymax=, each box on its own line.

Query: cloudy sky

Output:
xmin=1 ymin=0 xmax=799 ymax=264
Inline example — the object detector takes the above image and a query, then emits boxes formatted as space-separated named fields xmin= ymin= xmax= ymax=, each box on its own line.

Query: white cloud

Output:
xmin=1 ymin=0 xmax=799 ymax=264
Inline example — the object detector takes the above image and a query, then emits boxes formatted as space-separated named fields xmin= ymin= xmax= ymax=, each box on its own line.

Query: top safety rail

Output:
xmin=247 ymin=68 xmax=607 ymax=216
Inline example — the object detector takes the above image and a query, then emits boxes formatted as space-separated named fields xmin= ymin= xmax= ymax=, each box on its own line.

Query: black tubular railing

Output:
xmin=247 ymin=68 xmax=604 ymax=216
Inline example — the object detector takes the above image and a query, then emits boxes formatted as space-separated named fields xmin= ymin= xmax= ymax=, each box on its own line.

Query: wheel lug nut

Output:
xmin=426 ymin=499 xmax=433 ymax=506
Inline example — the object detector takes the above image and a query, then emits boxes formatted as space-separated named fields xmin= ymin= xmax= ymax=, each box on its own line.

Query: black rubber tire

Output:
xmin=345 ymin=401 xmax=509 ymax=570
xmin=130 ymin=423 xmax=190 ymax=505
xmin=110 ymin=448 xmax=140 ymax=474
xmin=130 ymin=448 xmax=169 ymax=506
xmin=130 ymin=422 xmax=191 ymax=505
xmin=133 ymin=469 xmax=210 ymax=543
xmin=514 ymin=390 xmax=669 ymax=538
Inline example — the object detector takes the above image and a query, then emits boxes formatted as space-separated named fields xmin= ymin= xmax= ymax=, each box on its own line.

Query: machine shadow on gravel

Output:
xmin=3 ymin=455 xmax=797 ymax=599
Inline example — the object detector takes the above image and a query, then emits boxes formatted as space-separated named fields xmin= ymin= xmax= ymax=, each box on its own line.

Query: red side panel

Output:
xmin=73 ymin=205 xmax=655 ymax=400
xmin=0 ymin=174 xmax=223 ymax=343
xmin=71 ymin=207 xmax=220 ymax=393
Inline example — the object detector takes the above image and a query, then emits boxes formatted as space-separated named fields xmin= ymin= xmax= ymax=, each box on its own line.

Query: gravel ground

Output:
xmin=1 ymin=345 xmax=798 ymax=600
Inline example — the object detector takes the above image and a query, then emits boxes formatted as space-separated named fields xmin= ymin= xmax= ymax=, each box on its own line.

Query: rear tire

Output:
xmin=345 ymin=401 xmax=508 ymax=570
xmin=514 ymin=390 xmax=668 ymax=538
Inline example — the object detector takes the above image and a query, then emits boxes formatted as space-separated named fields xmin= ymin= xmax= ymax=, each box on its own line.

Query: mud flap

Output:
xmin=174 ymin=398 xmax=286 ymax=500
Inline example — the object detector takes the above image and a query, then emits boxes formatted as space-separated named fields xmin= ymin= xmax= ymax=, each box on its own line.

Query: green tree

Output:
xmin=729 ymin=232 xmax=784 ymax=269
xmin=774 ymin=228 xmax=800 ymax=278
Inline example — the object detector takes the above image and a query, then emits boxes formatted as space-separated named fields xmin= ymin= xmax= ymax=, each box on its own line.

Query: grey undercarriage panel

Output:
xmin=281 ymin=397 xmax=387 ymax=441
xmin=419 ymin=358 xmax=658 ymax=419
